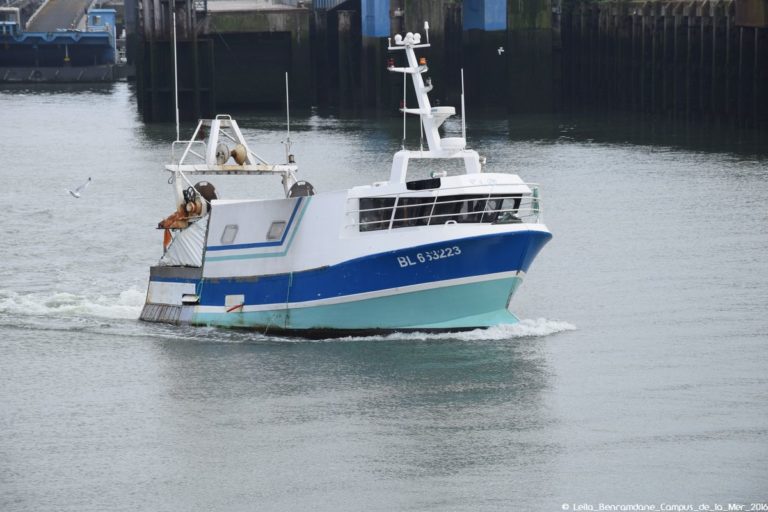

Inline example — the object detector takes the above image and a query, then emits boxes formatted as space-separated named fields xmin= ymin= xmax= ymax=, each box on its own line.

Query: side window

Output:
xmin=432 ymin=195 xmax=483 ymax=224
xmin=359 ymin=193 xmax=523 ymax=229
xmin=267 ymin=221 xmax=286 ymax=240
xmin=392 ymin=197 xmax=434 ymax=228
xmin=494 ymin=195 xmax=523 ymax=223
xmin=220 ymin=224 xmax=238 ymax=244
xmin=359 ymin=197 xmax=395 ymax=231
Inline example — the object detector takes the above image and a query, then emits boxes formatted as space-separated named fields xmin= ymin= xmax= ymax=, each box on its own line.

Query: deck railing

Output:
xmin=171 ymin=140 xmax=207 ymax=165
xmin=347 ymin=183 xmax=542 ymax=231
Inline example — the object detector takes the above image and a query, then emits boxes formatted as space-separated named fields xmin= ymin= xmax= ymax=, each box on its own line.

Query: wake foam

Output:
xmin=0 ymin=288 xmax=145 ymax=320
xmin=0 ymin=288 xmax=575 ymax=343
xmin=123 ymin=318 xmax=577 ymax=344
xmin=331 ymin=318 xmax=576 ymax=342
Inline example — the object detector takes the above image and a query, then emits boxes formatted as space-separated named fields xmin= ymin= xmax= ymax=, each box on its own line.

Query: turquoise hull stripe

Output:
xmin=205 ymin=197 xmax=312 ymax=262
xmin=192 ymin=276 xmax=522 ymax=330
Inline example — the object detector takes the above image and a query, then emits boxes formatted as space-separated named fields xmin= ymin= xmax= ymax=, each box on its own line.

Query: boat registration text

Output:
xmin=397 ymin=246 xmax=462 ymax=268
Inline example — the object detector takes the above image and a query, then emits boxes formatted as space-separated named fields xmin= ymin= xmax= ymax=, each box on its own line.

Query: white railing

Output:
xmin=171 ymin=140 xmax=207 ymax=165
xmin=347 ymin=183 xmax=542 ymax=231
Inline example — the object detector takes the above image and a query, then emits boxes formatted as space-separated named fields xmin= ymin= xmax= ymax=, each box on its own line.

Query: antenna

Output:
xmin=172 ymin=11 xmax=179 ymax=142
xmin=402 ymin=71 xmax=407 ymax=149
xmin=461 ymin=68 xmax=466 ymax=146
xmin=284 ymin=72 xmax=292 ymax=162
xmin=420 ymin=112 xmax=424 ymax=152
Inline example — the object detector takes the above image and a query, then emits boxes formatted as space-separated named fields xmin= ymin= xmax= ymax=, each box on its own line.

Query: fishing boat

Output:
xmin=140 ymin=25 xmax=552 ymax=337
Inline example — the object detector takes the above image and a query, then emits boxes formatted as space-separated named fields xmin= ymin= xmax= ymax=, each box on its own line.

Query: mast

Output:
xmin=172 ymin=11 xmax=180 ymax=142
xmin=284 ymin=72 xmax=293 ymax=163
xmin=387 ymin=25 xmax=465 ymax=154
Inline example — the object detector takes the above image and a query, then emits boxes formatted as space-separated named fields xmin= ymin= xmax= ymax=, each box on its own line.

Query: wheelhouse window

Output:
xmin=358 ymin=194 xmax=523 ymax=231
xmin=359 ymin=197 xmax=395 ymax=231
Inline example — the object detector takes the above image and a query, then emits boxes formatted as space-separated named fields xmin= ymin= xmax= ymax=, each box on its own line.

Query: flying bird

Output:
xmin=67 ymin=177 xmax=92 ymax=198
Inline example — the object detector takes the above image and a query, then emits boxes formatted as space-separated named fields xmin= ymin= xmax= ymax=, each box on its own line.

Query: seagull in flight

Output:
xmin=67 ymin=177 xmax=92 ymax=198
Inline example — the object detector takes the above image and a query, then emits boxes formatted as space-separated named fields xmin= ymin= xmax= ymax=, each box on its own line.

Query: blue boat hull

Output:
xmin=142 ymin=229 xmax=551 ymax=336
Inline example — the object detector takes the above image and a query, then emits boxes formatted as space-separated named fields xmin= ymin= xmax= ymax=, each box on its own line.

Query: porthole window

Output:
xmin=221 ymin=224 xmax=238 ymax=244
xmin=267 ymin=221 xmax=286 ymax=240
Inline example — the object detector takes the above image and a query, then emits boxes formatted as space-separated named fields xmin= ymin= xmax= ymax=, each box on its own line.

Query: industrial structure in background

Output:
xmin=129 ymin=0 xmax=556 ymax=122
xmin=0 ymin=0 xmax=124 ymax=82
xmin=130 ymin=0 xmax=767 ymax=129
xmin=3 ymin=0 xmax=762 ymax=128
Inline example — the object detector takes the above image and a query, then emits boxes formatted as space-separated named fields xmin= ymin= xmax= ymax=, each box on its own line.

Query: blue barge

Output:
xmin=0 ymin=7 xmax=118 ymax=82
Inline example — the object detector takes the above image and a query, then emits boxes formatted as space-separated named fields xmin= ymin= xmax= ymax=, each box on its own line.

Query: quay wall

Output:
xmin=130 ymin=0 xmax=767 ymax=129
xmin=561 ymin=0 xmax=768 ymax=129
xmin=203 ymin=9 xmax=312 ymax=107
xmin=133 ymin=0 xmax=312 ymax=121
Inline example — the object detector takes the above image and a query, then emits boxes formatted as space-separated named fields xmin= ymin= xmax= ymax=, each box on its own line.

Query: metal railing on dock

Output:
xmin=313 ymin=0 xmax=348 ymax=10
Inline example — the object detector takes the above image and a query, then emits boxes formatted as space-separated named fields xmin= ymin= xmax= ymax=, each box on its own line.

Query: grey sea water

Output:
xmin=1 ymin=83 xmax=767 ymax=511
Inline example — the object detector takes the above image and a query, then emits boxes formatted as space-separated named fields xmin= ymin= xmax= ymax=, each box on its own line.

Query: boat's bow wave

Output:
xmin=332 ymin=318 xmax=576 ymax=342
xmin=134 ymin=318 xmax=576 ymax=343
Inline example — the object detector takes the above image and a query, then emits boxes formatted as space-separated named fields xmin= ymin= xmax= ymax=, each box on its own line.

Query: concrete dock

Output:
xmin=27 ymin=0 xmax=92 ymax=31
